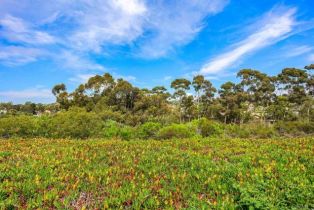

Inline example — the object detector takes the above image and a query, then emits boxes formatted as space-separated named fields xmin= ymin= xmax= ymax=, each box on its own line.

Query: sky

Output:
xmin=0 ymin=0 xmax=314 ymax=104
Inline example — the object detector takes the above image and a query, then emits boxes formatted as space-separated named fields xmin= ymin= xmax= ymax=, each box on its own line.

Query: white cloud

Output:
xmin=0 ymin=87 xmax=54 ymax=103
xmin=69 ymin=0 xmax=148 ymax=53
xmin=0 ymin=15 xmax=56 ymax=45
xmin=57 ymin=51 xmax=105 ymax=71
xmin=138 ymin=0 xmax=229 ymax=58
xmin=200 ymin=7 xmax=300 ymax=75
xmin=284 ymin=45 xmax=313 ymax=58
xmin=163 ymin=76 xmax=172 ymax=81
xmin=0 ymin=0 xmax=229 ymax=65
xmin=69 ymin=74 xmax=97 ymax=84
xmin=112 ymin=73 xmax=136 ymax=82
xmin=309 ymin=54 xmax=314 ymax=62
xmin=0 ymin=46 xmax=45 ymax=65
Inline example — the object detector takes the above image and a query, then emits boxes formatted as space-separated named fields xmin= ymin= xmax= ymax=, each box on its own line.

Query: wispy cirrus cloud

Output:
xmin=69 ymin=74 xmax=97 ymax=84
xmin=200 ymin=7 xmax=313 ymax=75
xmin=309 ymin=54 xmax=314 ymax=62
xmin=0 ymin=46 xmax=46 ymax=66
xmin=57 ymin=51 xmax=105 ymax=71
xmin=137 ymin=0 xmax=229 ymax=58
xmin=0 ymin=0 xmax=229 ymax=68
xmin=0 ymin=15 xmax=56 ymax=45
xmin=0 ymin=87 xmax=54 ymax=103
xmin=283 ymin=45 xmax=313 ymax=58
xmin=69 ymin=0 xmax=148 ymax=53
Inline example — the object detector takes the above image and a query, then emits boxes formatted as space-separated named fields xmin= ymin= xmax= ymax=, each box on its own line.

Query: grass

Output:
xmin=0 ymin=138 xmax=313 ymax=209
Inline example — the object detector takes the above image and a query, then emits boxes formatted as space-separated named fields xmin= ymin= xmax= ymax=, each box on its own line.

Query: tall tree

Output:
xmin=52 ymin=83 xmax=70 ymax=109
xmin=193 ymin=75 xmax=216 ymax=119
xmin=237 ymin=69 xmax=275 ymax=122
xmin=277 ymin=68 xmax=308 ymax=105
xmin=171 ymin=79 xmax=191 ymax=122
xmin=219 ymin=82 xmax=245 ymax=123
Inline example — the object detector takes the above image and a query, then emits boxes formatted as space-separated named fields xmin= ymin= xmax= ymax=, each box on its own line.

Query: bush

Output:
xmin=225 ymin=123 xmax=277 ymax=138
xmin=138 ymin=122 xmax=162 ymax=139
xmin=119 ymin=126 xmax=136 ymax=140
xmin=102 ymin=120 xmax=136 ymax=140
xmin=0 ymin=115 xmax=39 ymax=138
xmin=275 ymin=121 xmax=314 ymax=136
xmin=102 ymin=120 xmax=120 ymax=139
xmin=158 ymin=124 xmax=195 ymax=139
xmin=225 ymin=124 xmax=250 ymax=138
xmin=197 ymin=118 xmax=224 ymax=137
xmin=49 ymin=108 xmax=103 ymax=139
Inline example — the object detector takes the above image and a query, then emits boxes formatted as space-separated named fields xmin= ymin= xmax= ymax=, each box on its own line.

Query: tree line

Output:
xmin=1 ymin=64 xmax=313 ymax=125
xmin=47 ymin=64 xmax=314 ymax=125
xmin=1 ymin=64 xmax=314 ymax=139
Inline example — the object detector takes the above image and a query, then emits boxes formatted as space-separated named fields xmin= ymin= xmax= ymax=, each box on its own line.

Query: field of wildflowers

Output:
xmin=0 ymin=138 xmax=313 ymax=209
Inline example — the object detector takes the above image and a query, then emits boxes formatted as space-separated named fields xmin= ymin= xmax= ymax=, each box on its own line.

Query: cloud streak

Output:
xmin=0 ymin=0 xmax=229 ymax=68
xmin=200 ymin=7 xmax=307 ymax=75
xmin=284 ymin=45 xmax=313 ymax=58
xmin=0 ymin=15 xmax=56 ymax=45
xmin=309 ymin=54 xmax=314 ymax=62
xmin=0 ymin=87 xmax=54 ymax=103
xmin=0 ymin=46 xmax=46 ymax=66
xmin=137 ymin=0 xmax=229 ymax=58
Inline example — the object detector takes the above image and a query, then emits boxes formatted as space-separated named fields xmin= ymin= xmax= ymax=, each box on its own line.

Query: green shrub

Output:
xmin=102 ymin=120 xmax=121 ymax=139
xmin=138 ymin=122 xmax=162 ymax=139
xmin=225 ymin=123 xmax=277 ymax=138
xmin=275 ymin=121 xmax=314 ymax=136
xmin=36 ymin=115 xmax=53 ymax=138
xmin=0 ymin=115 xmax=39 ymax=137
xmin=158 ymin=124 xmax=195 ymax=139
xmin=197 ymin=118 xmax=224 ymax=137
xmin=49 ymin=108 xmax=103 ymax=139
xmin=102 ymin=120 xmax=136 ymax=140
xmin=245 ymin=124 xmax=276 ymax=138
xmin=119 ymin=126 xmax=136 ymax=140
xmin=225 ymin=124 xmax=250 ymax=138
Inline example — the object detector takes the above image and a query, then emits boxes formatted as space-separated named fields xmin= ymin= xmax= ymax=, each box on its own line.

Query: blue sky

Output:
xmin=0 ymin=0 xmax=314 ymax=103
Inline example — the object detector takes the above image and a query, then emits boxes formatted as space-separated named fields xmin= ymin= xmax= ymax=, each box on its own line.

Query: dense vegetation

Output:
xmin=1 ymin=138 xmax=313 ymax=209
xmin=1 ymin=64 xmax=314 ymax=139
xmin=1 ymin=110 xmax=314 ymax=139
xmin=0 ymin=65 xmax=313 ymax=209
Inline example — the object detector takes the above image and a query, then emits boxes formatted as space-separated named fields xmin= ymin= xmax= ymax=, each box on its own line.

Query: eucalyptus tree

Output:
xmin=171 ymin=78 xmax=191 ymax=122
xmin=85 ymin=73 xmax=115 ymax=106
xmin=219 ymin=82 xmax=246 ymax=123
xmin=304 ymin=64 xmax=314 ymax=97
xmin=303 ymin=64 xmax=314 ymax=121
xmin=192 ymin=75 xmax=216 ymax=119
xmin=111 ymin=79 xmax=139 ymax=111
xmin=71 ymin=84 xmax=90 ymax=109
xmin=277 ymin=68 xmax=308 ymax=103
xmin=237 ymin=69 xmax=275 ymax=122
xmin=52 ymin=83 xmax=70 ymax=109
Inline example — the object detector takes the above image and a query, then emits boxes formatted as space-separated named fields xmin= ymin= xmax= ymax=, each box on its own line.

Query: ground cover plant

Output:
xmin=0 ymin=138 xmax=313 ymax=209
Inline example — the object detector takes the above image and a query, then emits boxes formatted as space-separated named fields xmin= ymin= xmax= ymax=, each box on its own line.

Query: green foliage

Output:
xmin=225 ymin=123 xmax=277 ymax=138
xmin=275 ymin=121 xmax=314 ymax=136
xmin=102 ymin=120 xmax=136 ymax=140
xmin=197 ymin=118 xmax=224 ymax=137
xmin=0 ymin=115 xmax=38 ymax=138
xmin=102 ymin=120 xmax=120 ymax=139
xmin=1 ymin=113 xmax=314 ymax=139
xmin=49 ymin=108 xmax=103 ymax=139
xmin=138 ymin=122 xmax=162 ymax=139
xmin=158 ymin=124 xmax=195 ymax=139
xmin=119 ymin=126 xmax=136 ymax=140
xmin=0 ymin=138 xmax=313 ymax=209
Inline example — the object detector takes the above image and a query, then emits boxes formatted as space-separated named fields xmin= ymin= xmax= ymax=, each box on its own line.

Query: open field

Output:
xmin=0 ymin=138 xmax=313 ymax=209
